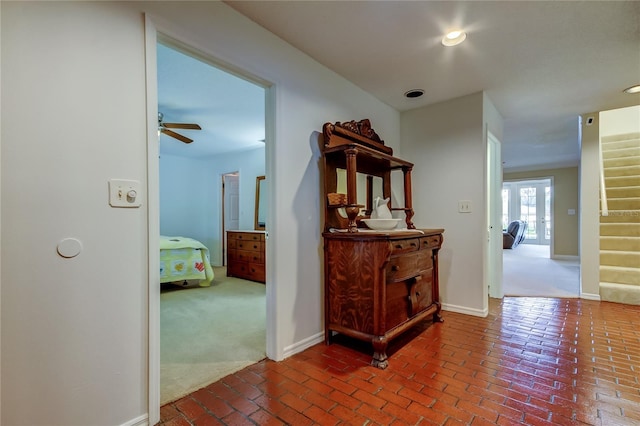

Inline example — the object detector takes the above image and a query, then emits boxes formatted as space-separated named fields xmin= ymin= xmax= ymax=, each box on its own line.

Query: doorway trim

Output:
xmin=144 ymin=15 xmax=275 ymax=424
xmin=486 ymin=131 xmax=503 ymax=299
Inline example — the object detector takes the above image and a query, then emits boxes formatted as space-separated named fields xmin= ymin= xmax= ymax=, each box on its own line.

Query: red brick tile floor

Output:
xmin=159 ymin=297 xmax=640 ymax=425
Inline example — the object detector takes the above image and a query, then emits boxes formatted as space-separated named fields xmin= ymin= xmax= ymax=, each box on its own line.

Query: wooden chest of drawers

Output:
xmin=227 ymin=230 xmax=265 ymax=283
xmin=323 ymin=229 xmax=444 ymax=368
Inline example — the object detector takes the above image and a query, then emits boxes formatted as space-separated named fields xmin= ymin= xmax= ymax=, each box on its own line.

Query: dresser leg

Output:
xmin=371 ymin=337 xmax=389 ymax=369
xmin=433 ymin=302 xmax=444 ymax=323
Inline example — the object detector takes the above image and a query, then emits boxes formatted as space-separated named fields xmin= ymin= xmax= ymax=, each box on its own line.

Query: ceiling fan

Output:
xmin=158 ymin=112 xmax=201 ymax=144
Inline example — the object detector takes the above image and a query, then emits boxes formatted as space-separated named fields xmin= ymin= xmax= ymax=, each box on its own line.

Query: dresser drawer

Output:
xmin=230 ymin=232 xmax=264 ymax=242
xmin=236 ymin=240 xmax=264 ymax=252
xmin=386 ymin=251 xmax=432 ymax=282
xmin=420 ymin=235 xmax=441 ymax=250
xmin=229 ymin=262 xmax=265 ymax=282
xmin=232 ymin=248 xmax=264 ymax=264
xmin=390 ymin=238 xmax=420 ymax=255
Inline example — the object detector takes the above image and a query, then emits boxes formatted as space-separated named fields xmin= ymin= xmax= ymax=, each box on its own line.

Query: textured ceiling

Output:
xmin=226 ymin=1 xmax=640 ymax=171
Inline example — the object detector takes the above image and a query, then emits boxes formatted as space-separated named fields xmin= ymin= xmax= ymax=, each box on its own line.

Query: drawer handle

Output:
xmin=410 ymin=242 xmax=417 ymax=247
xmin=416 ymin=292 xmax=421 ymax=297
xmin=253 ymin=245 xmax=258 ymax=249
xmin=395 ymin=244 xmax=403 ymax=249
xmin=391 ymin=265 xmax=400 ymax=271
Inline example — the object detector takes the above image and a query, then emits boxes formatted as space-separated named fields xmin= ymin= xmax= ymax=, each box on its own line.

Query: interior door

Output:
xmin=517 ymin=181 xmax=550 ymax=245
xmin=487 ymin=132 xmax=503 ymax=298
xmin=222 ymin=172 xmax=240 ymax=264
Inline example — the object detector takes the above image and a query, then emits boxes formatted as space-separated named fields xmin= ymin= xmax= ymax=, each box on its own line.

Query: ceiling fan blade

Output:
xmin=161 ymin=128 xmax=193 ymax=144
xmin=162 ymin=123 xmax=202 ymax=130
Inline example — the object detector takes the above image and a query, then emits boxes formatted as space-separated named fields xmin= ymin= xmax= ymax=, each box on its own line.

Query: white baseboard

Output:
xmin=580 ymin=292 xmax=601 ymax=301
xmin=441 ymin=303 xmax=489 ymax=318
xmin=121 ymin=414 xmax=148 ymax=426
xmin=282 ymin=331 xmax=324 ymax=359
xmin=552 ymin=255 xmax=579 ymax=261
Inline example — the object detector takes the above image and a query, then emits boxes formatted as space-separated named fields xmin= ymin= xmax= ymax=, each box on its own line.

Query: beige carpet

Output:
xmin=160 ymin=267 xmax=266 ymax=404
xmin=503 ymin=244 xmax=580 ymax=297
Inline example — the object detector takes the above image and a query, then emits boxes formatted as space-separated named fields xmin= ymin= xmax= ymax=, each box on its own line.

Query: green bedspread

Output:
xmin=160 ymin=236 xmax=214 ymax=286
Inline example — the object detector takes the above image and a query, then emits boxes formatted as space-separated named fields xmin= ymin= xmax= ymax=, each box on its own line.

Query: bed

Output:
xmin=160 ymin=236 xmax=215 ymax=286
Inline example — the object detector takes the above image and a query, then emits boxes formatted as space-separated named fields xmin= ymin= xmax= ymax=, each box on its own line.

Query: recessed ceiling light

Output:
xmin=623 ymin=84 xmax=640 ymax=94
xmin=404 ymin=89 xmax=425 ymax=99
xmin=442 ymin=30 xmax=467 ymax=47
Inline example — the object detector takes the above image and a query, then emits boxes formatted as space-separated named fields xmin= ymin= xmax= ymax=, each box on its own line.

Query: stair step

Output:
xmin=606 ymin=186 xmax=640 ymax=198
xmin=604 ymin=156 xmax=640 ymax=168
xmin=600 ymin=250 xmax=640 ymax=267
xmin=605 ymin=175 xmax=640 ymax=187
xmin=602 ymin=138 xmax=640 ymax=151
xmin=602 ymin=146 xmax=640 ymax=160
xmin=600 ymin=236 xmax=640 ymax=251
xmin=601 ymin=132 xmax=640 ymax=147
xmin=600 ymin=212 xmax=640 ymax=223
xmin=600 ymin=265 xmax=640 ymax=286
xmin=600 ymin=282 xmax=640 ymax=305
xmin=600 ymin=222 xmax=640 ymax=236
xmin=606 ymin=197 xmax=640 ymax=210
xmin=603 ymin=164 xmax=640 ymax=177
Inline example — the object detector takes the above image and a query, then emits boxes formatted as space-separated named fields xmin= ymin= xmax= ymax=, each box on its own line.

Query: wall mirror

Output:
xmin=336 ymin=169 xmax=383 ymax=216
xmin=254 ymin=175 xmax=266 ymax=230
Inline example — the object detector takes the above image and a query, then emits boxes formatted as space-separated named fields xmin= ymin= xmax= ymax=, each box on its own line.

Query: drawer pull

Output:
xmin=416 ymin=292 xmax=421 ymax=297
xmin=395 ymin=244 xmax=403 ymax=249
xmin=410 ymin=242 xmax=417 ymax=247
xmin=391 ymin=265 xmax=400 ymax=271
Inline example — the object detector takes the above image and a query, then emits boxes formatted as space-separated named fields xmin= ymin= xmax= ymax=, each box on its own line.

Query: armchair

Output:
xmin=503 ymin=220 xmax=527 ymax=249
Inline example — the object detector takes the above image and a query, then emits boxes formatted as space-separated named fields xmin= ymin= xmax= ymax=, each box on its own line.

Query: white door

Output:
xmin=517 ymin=180 xmax=551 ymax=245
xmin=487 ymin=132 xmax=503 ymax=299
xmin=222 ymin=172 xmax=239 ymax=264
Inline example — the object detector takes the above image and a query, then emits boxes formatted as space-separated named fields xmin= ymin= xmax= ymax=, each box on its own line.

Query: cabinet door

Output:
xmin=385 ymin=281 xmax=410 ymax=332
xmin=414 ymin=270 xmax=434 ymax=312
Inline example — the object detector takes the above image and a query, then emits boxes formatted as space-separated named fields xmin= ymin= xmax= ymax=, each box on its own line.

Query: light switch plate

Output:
xmin=109 ymin=179 xmax=141 ymax=208
xmin=458 ymin=200 xmax=472 ymax=213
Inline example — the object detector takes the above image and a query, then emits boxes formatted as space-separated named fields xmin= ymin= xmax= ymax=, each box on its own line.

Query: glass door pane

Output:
xmin=519 ymin=186 xmax=537 ymax=241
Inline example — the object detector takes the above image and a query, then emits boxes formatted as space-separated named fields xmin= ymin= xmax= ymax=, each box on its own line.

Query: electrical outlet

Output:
xmin=458 ymin=200 xmax=472 ymax=213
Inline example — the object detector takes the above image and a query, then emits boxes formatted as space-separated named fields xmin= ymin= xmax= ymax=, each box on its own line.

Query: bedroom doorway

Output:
xmin=151 ymin=32 xmax=269 ymax=409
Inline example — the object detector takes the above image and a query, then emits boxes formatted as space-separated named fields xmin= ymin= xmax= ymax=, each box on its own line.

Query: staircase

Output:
xmin=599 ymin=132 xmax=640 ymax=305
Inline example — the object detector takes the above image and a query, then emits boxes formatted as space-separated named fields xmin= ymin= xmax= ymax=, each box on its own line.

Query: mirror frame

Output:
xmin=254 ymin=175 xmax=266 ymax=230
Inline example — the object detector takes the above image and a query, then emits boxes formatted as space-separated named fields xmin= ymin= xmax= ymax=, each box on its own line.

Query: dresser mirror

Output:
xmin=254 ymin=175 xmax=266 ymax=230
xmin=336 ymin=169 xmax=383 ymax=216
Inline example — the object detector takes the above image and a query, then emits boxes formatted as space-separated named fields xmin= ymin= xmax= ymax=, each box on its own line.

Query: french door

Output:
xmin=503 ymin=179 xmax=551 ymax=245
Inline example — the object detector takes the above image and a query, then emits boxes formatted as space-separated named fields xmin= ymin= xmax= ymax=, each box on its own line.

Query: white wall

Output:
xmin=159 ymin=147 xmax=265 ymax=265
xmin=579 ymin=112 xmax=601 ymax=299
xmin=601 ymin=105 xmax=640 ymax=136
xmin=1 ymin=3 xmax=148 ymax=425
xmin=1 ymin=1 xmax=400 ymax=424
xmin=400 ymin=92 xmax=489 ymax=317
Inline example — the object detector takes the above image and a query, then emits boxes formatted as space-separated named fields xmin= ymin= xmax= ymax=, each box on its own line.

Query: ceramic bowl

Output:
xmin=362 ymin=218 xmax=403 ymax=230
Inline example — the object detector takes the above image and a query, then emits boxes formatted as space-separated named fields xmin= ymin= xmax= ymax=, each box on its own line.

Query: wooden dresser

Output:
xmin=324 ymin=229 xmax=443 ymax=368
xmin=227 ymin=230 xmax=265 ymax=283
xmin=321 ymin=119 xmax=444 ymax=368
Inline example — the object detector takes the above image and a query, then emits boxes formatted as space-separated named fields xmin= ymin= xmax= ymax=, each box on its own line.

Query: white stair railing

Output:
xmin=599 ymin=137 xmax=609 ymax=217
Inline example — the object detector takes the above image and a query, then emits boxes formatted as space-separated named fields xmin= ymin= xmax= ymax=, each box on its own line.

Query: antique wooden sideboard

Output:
xmin=321 ymin=119 xmax=444 ymax=368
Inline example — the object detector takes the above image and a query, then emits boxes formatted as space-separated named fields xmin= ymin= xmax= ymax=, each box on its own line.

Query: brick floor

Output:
xmin=159 ymin=297 xmax=640 ymax=425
